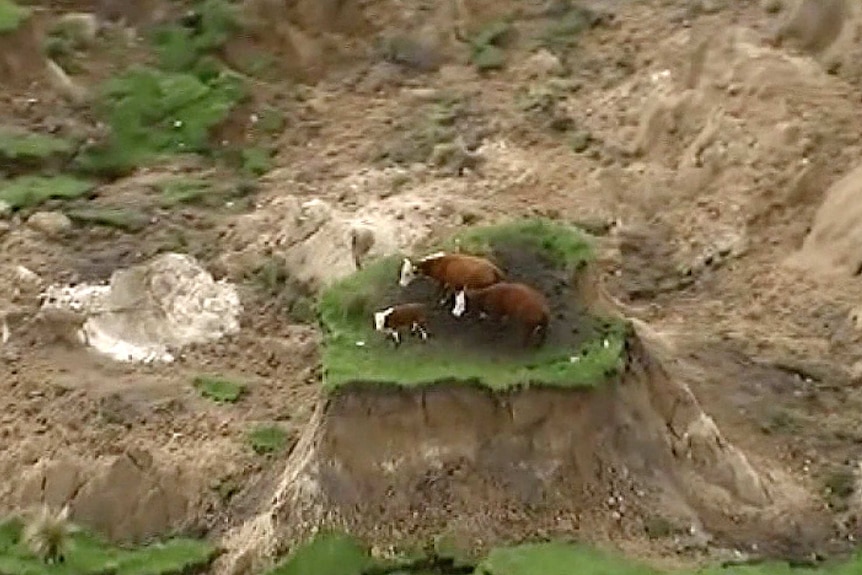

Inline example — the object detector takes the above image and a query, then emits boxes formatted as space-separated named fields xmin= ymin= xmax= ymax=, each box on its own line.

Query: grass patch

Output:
xmin=0 ymin=175 xmax=94 ymax=210
xmin=468 ymin=20 xmax=514 ymax=72
xmin=0 ymin=517 xmax=218 ymax=575
xmin=263 ymin=531 xmax=371 ymax=575
xmin=0 ymin=0 xmax=28 ymax=34
xmin=0 ymin=129 xmax=75 ymax=162
xmin=155 ymin=177 xmax=254 ymax=208
xmin=65 ymin=207 xmax=150 ymax=233
xmin=247 ymin=424 xmax=289 ymax=455
xmin=193 ymin=374 xmax=246 ymax=403
xmin=75 ymin=66 xmax=246 ymax=177
xmin=448 ymin=218 xmax=594 ymax=270
xmin=318 ymin=218 xmax=625 ymax=391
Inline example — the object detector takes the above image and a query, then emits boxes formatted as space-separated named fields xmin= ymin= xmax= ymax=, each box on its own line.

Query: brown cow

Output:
xmin=452 ymin=282 xmax=550 ymax=347
xmin=399 ymin=251 xmax=505 ymax=306
xmin=373 ymin=302 xmax=430 ymax=346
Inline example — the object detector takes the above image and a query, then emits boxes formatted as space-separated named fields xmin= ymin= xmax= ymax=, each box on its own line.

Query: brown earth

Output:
xmin=3 ymin=0 xmax=862 ymax=573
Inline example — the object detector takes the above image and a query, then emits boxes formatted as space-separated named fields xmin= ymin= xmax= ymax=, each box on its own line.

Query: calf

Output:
xmin=373 ymin=302 xmax=430 ymax=346
xmin=452 ymin=282 xmax=550 ymax=347
xmin=399 ymin=251 xmax=505 ymax=306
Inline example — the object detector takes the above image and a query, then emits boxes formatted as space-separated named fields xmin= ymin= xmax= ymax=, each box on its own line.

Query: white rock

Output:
xmin=27 ymin=211 xmax=72 ymax=237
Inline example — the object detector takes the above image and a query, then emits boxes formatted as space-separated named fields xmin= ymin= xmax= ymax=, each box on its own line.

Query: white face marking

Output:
xmin=374 ymin=307 xmax=394 ymax=331
xmin=452 ymin=290 xmax=467 ymax=317
xmin=399 ymin=258 xmax=415 ymax=287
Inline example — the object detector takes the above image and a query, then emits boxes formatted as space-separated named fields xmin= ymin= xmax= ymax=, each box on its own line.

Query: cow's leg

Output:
xmin=413 ymin=322 xmax=429 ymax=341
xmin=438 ymin=284 xmax=452 ymax=306
xmin=390 ymin=329 xmax=401 ymax=347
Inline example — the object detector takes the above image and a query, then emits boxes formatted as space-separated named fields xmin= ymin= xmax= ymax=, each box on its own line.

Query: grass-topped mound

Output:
xmin=318 ymin=218 xmax=627 ymax=391
xmin=0 ymin=515 xmax=218 ymax=575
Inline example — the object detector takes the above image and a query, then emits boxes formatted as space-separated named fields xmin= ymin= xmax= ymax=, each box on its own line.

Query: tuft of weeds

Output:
xmin=824 ymin=466 xmax=857 ymax=512
xmin=149 ymin=0 xmax=241 ymax=73
xmin=75 ymin=66 xmax=247 ymax=178
xmin=193 ymin=374 xmax=246 ymax=403
xmin=0 ymin=0 xmax=29 ymax=34
xmin=247 ymin=424 xmax=290 ymax=456
xmin=537 ymin=1 xmax=602 ymax=55
xmin=240 ymin=146 xmax=274 ymax=177
xmin=65 ymin=207 xmax=150 ymax=233
xmin=467 ymin=20 xmax=514 ymax=72
xmin=0 ymin=175 xmax=95 ymax=210
xmin=21 ymin=506 xmax=77 ymax=565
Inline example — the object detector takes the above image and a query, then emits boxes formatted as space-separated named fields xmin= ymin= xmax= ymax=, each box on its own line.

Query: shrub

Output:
xmin=0 ymin=175 xmax=94 ymax=210
xmin=247 ymin=424 xmax=290 ymax=455
xmin=193 ymin=375 xmax=246 ymax=403
xmin=0 ymin=0 xmax=28 ymax=34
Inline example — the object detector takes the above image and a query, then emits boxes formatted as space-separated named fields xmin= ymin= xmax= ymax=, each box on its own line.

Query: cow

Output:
xmin=452 ymin=282 xmax=550 ymax=347
xmin=373 ymin=303 xmax=430 ymax=346
xmin=398 ymin=251 xmax=505 ymax=306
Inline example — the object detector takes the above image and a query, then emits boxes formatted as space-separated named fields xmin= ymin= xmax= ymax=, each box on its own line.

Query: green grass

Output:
xmin=247 ymin=424 xmax=290 ymax=455
xmin=263 ymin=534 xmax=862 ymax=575
xmin=448 ymin=218 xmax=594 ymax=270
xmin=0 ymin=0 xmax=29 ymax=34
xmin=263 ymin=531 xmax=371 ymax=575
xmin=0 ymin=518 xmax=218 ymax=575
xmin=65 ymin=207 xmax=150 ymax=233
xmin=0 ymin=175 xmax=95 ymax=210
xmin=318 ymin=218 xmax=624 ymax=391
xmin=193 ymin=374 xmax=246 ymax=403
xmin=74 ymin=66 xmax=246 ymax=177
xmin=0 ymin=129 xmax=75 ymax=162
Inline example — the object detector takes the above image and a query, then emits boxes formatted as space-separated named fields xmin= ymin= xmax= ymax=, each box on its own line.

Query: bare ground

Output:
xmin=3 ymin=0 xmax=862 ymax=572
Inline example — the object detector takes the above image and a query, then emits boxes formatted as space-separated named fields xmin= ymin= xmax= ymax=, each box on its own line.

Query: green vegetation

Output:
xmin=537 ymin=1 xmax=599 ymax=55
xmin=65 ymin=207 xmax=150 ymax=232
xmin=0 ymin=517 xmax=218 ymax=575
xmin=193 ymin=374 xmax=246 ymax=403
xmin=264 ymin=532 xmax=371 ymax=575
xmin=263 ymin=533 xmax=862 ymax=575
xmin=75 ymin=66 xmax=246 ymax=177
xmin=247 ymin=424 xmax=290 ymax=455
xmin=318 ymin=218 xmax=625 ymax=391
xmin=0 ymin=129 xmax=75 ymax=163
xmin=0 ymin=175 xmax=95 ymax=210
xmin=149 ymin=0 xmax=240 ymax=74
xmin=468 ymin=20 xmax=513 ymax=72
xmin=0 ymin=0 xmax=28 ymax=34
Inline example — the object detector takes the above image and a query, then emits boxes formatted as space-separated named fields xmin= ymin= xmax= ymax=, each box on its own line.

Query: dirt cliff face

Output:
xmin=240 ymin=324 xmax=825 ymax=570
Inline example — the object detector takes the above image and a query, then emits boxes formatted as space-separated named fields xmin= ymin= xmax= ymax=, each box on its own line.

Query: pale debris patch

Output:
xmin=39 ymin=253 xmax=242 ymax=364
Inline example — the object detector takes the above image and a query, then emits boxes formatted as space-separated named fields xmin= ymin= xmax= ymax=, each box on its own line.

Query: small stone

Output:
xmin=524 ymin=49 xmax=565 ymax=78
xmin=27 ymin=211 xmax=73 ymax=238
xmin=0 ymin=200 xmax=11 ymax=219
xmin=56 ymin=12 xmax=100 ymax=46
xmin=570 ymin=130 xmax=592 ymax=153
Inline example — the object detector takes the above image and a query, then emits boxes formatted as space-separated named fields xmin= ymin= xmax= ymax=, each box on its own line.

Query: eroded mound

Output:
xmin=318 ymin=219 xmax=625 ymax=389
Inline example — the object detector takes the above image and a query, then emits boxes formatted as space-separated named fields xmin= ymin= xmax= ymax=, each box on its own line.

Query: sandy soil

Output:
xmin=3 ymin=0 xmax=862 ymax=571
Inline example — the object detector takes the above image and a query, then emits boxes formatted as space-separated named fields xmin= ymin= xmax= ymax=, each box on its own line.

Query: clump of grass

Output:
xmin=240 ymin=146 xmax=274 ymax=176
xmin=0 ymin=515 xmax=219 ymax=574
xmin=537 ymin=1 xmax=600 ymax=55
xmin=21 ymin=506 xmax=77 ymax=564
xmin=0 ymin=129 xmax=75 ymax=162
xmin=65 ymin=207 xmax=150 ymax=232
xmin=467 ymin=20 xmax=514 ymax=72
xmin=263 ymin=531 xmax=371 ymax=575
xmin=477 ymin=541 xmax=663 ymax=575
xmin=75 ymin=66 xmax=246 ymax=178
xmin=0 ymin=175 xmax=95 ymax=210
xmin=149 ymin=0 xmax=241 ymax=73
xmin=451 ymin=217 xmax=594 ymax=271
xmin=0 ymin=0 xmax=29 ymax=34
xmin=247 ymin=424 xmax=290 ymax=455
xmin=193 ymin=374 xmax=246 ymax=403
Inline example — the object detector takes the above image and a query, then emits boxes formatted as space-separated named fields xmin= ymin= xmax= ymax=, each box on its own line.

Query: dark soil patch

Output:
xmin=380 ymin=244 xmax=611 ymax=361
